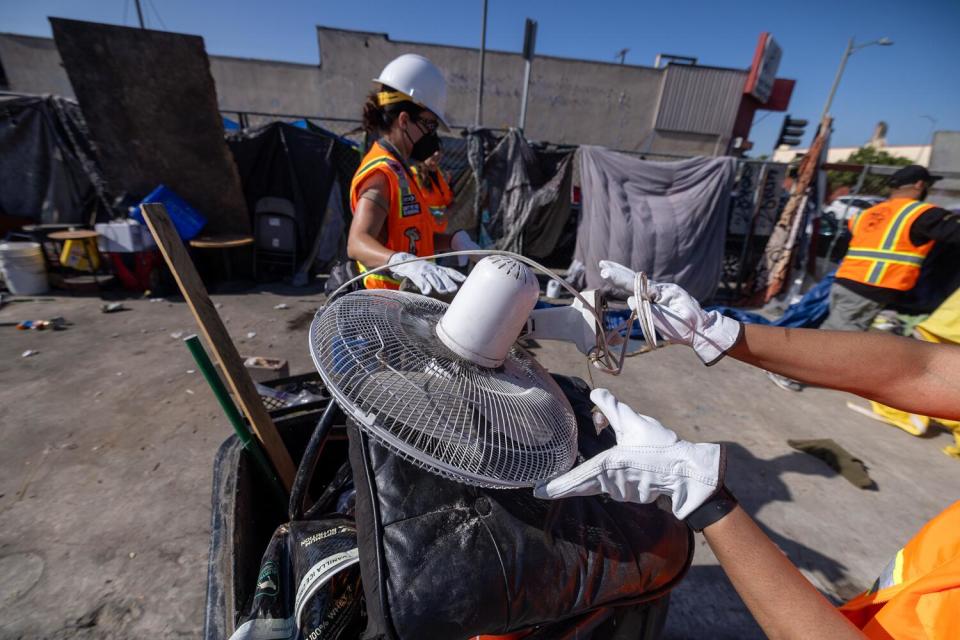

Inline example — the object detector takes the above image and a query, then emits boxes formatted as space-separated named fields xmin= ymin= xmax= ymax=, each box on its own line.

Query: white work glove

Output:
xmin=387 ymin=252 xmax=466 ymax=296
xmin=534 ymin=389 xmax=723 ymax=520
xmin=598 ymin=260 xmax=743 ymax=366
xmin=450 ymin=230 xmax=481 ymax=267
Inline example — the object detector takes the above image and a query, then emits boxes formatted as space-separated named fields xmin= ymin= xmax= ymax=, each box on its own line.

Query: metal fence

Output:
xmin=717 ymin=159 xmax=792 ymax=302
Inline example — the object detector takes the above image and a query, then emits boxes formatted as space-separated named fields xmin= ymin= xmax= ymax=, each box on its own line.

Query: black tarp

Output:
xmin=227 ymin=122 xmax=361 ymax=268
xmin=0 ymin=94 xmax=112 ymax=226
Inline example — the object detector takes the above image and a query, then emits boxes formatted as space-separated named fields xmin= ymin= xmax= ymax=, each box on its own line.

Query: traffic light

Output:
xmin=776 ymin=115 xmax=808 ymax=148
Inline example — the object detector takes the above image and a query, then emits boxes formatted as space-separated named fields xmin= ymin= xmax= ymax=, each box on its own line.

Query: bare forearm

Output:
xmin=703 ymin=507 xmax=864 ymax=639
xmin=728 ymin=325 xmax=960 ymax=420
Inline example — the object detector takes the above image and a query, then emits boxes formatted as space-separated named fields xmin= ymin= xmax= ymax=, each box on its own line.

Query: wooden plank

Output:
xmin=140 ymin=203 xmax=295 ymax=490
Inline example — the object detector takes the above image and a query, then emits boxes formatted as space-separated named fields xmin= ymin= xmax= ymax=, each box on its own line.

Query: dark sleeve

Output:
xmin=909 ymin=208 xmax=960 ymax=245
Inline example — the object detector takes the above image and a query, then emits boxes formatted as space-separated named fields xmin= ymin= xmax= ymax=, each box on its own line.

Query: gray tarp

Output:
xmin=574 ymin=146 xmax=735 ymax=301
xmin=484 ymin=130 xmax=573 ymax=256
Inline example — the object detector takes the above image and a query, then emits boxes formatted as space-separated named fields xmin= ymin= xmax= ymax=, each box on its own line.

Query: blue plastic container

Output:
xmin=133 ymin=185 xmax=208 ymax=241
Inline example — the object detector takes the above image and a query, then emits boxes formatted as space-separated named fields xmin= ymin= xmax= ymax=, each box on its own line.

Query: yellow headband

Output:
xmin=377 ymin=90 xmax=412 ymax=106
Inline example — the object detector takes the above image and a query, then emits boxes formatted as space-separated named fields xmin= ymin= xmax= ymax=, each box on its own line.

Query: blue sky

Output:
xmin=3 ymin=0 xmax=958 ymax=152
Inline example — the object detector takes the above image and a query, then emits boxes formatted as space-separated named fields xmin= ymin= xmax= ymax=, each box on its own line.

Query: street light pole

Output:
xmin=475 ymin=0 xmax=488 ymax=127
xmin=920 ymin=115 xmax=938 ymax=164
xmin=820 ymin=37 xmax=893 ymax=123
xmin=820 ymin=38 xmax=853 ymax=123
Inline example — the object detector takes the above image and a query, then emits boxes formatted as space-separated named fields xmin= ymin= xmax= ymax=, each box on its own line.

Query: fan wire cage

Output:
xmin=309 ymin=291 xmax=578 ymax=488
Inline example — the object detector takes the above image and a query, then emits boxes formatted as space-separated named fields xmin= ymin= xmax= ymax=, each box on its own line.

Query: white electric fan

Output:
xmin=309 ymin=255 xmax=647 ymax=488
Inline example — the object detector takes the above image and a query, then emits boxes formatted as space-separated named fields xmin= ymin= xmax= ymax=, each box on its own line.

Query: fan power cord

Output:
xmin=327 ymin=250 xmax=658 ymax=375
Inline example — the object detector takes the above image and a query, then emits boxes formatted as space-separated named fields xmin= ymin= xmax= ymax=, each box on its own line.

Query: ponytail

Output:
xmin=361 ymin=86 xmax=424 ymax=137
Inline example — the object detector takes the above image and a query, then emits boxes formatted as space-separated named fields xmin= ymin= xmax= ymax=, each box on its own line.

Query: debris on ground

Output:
xmin=788 ymin=438 xmax=877 ymax=490
xmin=287 ymin=310 xmax=314 ymax=331
xmin=273 ymin=303 xmax=289 ymax=310
xmin=21 ymin=349 xmax=38 ymax=358
xmin=170 ymin=331 xmax=185 ymax=339
xmin=101 ymin=302 xmax=126 ymax=313
xmin=246 ymin=331 xmax=257 ymax=339
xmin=6 ymin=317 xmax=67 ymax=331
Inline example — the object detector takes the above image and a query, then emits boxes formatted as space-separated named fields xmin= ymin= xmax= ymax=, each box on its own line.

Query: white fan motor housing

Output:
xmin=436 ymin=256 xmax=540 ymax=368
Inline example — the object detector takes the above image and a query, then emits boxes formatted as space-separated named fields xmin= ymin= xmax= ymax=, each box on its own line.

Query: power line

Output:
xmin=133 ymin=0 xmax=145 ymax=28
xmin=146 ymin=0 xmax=168 ymax=30
xmin=753 ymin=111 xmax=773 ymax=126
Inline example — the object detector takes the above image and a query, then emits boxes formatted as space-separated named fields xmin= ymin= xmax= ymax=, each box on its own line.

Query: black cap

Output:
xmin=889 ymin=165 xmax=942 ymax=187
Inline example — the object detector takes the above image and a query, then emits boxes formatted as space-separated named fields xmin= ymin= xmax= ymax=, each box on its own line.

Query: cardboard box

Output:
xmin=95 ymin=220 xmax=157 ymax=253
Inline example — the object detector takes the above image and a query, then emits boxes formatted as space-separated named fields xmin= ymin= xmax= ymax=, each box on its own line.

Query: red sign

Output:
xmin=745 ymin=32 xmax=782 ymax=103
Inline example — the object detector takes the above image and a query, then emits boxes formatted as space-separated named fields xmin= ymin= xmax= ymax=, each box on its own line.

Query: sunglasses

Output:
xmin=416 ymin=118 xmax=439 ymax=134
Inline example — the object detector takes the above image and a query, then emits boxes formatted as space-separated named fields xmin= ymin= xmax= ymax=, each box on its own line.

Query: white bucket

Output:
xmin=0 ymin=242 xmax=49 ymax=295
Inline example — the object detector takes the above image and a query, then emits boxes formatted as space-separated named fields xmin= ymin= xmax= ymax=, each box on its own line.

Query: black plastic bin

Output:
xmin=203 ymin=376 xmax=349 ymax=639
xmin=204 ymin=372 xmax=675 ymax=639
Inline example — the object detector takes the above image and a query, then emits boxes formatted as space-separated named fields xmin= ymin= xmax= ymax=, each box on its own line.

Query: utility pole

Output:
xmin=134 ymin=0 xmax=146 ymax=29
xmin=820 ymin=36 xmax=893 ymax=123
xmin=920 ymin=115 xmax=938 ymax=164
xmin=475 ymin=0 xmax=488 ymax=127
xmin=518 ymin=18 xmax=537 ymax=132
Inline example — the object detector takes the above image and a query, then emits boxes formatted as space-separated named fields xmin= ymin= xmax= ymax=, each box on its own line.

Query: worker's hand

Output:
xmin=534 ymin=389 xmax=723 ymax=520
xmin=598 ymin=260 xmax=637 ymax=296
xmin=450 ymin=229 xmax=481 ymax=266
xmin=422 ymin=151 xmax=442 ymax=172
xmin=388 ymin=252 xmax=466 ymax=296
xmin=598 ymin=261 xmax=742 ymax=366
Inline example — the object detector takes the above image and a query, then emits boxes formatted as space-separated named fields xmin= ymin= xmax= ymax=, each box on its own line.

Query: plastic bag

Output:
xmin=229 ymin=518 xmax=364 ymax=639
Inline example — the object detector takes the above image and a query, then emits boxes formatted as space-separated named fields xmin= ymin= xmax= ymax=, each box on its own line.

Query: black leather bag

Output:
xmin=349 ymin=375 xmax=693 ymax=639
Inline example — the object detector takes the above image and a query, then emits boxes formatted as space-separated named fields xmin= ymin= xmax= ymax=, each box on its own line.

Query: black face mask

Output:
xmin=405 ymin=120 xmax=441 ymax=162
xmin=410 ymin=130 xmax=441 ymax=162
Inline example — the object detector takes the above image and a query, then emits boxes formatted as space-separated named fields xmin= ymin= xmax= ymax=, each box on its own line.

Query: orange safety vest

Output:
xmin=350 ymin=141 xmax=440 ymax=290
xmin=412 ymin=165 xmax=453 ymax=233
xmin=839 ymin=500 xmax=960 ymax=639
xmin=835 ymin=198 xmax=937 ymax=291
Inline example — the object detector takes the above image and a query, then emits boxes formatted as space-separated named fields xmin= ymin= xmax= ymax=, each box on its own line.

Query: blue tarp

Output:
xmin=291 ymin=119 xmax=359 ymax=148
xmin=708 ymin=272 xmax=835 ymax=328
xmin=222 ymin=116 xmax=241 ymax=131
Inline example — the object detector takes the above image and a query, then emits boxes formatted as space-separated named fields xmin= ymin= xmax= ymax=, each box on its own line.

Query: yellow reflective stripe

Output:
xmin=892 ymin=548 xmax=904 ymax=586
xmin=881 ymin=201 xmax=924 ymax=251
xmin=845 ymin=249 xmax=926 ymax=265
xmin=356 ymin=261 xmax=401 ymax=286
xmin=866 ymin=260 xmax=886 ymax=285
xmin=355 ymin=157 xmax=393 ymax=180
xmin=871 ymin=547 xmax=905 ymax=593
xmin=851 ymin=210 xmax=866 ymax=234
xmin=354 ymin=156 xmax=404 ymax=218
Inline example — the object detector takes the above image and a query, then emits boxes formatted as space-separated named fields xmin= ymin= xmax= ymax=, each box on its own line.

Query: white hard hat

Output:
xmin=373 ymin=54 xmax=449 ymax=128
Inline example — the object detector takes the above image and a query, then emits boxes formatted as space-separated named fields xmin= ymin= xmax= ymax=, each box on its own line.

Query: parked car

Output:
xmin=822 ymin=195 xmax=885 ymax=222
